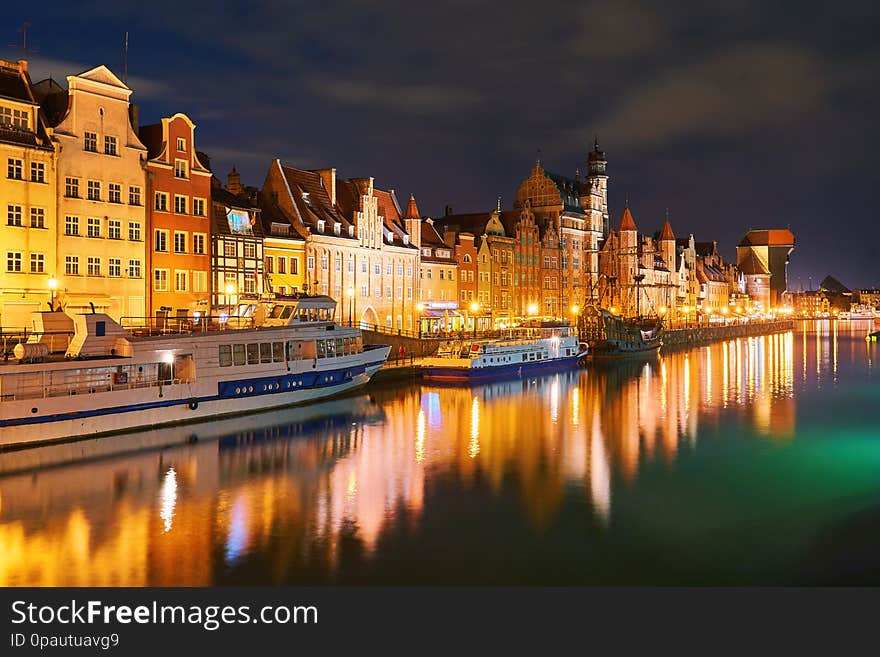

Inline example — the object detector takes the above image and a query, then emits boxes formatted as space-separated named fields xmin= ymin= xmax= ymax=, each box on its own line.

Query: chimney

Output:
xmin=228 ymin=166 xmax=242 ymax=195
xmin=317 ymin=168 xmax=336 ymax=205
xmin=445 ymin=205 xmax=453 ymax=216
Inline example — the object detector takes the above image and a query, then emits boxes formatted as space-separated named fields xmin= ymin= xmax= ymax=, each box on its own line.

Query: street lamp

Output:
xmin=527 ymin=303 xmax=538 ymax=317
xmin=225 ymin=284 xmax=236 ymax=312
xmin=47 ymin=276 xmax=58 ymax=311
xmin=346 ymin=287 xmax=355 ymax=326
xmin=470 ymin=301 xmax=479 ymax=337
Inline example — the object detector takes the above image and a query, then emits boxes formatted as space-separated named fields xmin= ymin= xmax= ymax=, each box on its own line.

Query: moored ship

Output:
xmin=421 ymin=322 xmax=586 ymax=382
xmin=578 ymin=306 xmax=663 ymax=359
xmin=0 ymin=295 xmax=390 ymax=448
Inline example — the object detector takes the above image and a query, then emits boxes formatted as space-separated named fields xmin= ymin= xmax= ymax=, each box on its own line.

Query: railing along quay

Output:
xmin=661 ymin=319 xmax=795 ymax=350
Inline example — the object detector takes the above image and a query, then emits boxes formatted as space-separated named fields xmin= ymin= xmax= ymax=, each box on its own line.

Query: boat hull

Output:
xmin=0 ymin=360 xmax=386 ymax=449
xmin=422 ymin=353 xmax=582 ymax=383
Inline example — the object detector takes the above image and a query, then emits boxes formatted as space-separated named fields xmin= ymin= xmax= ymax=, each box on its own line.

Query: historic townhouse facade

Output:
xmin=140 ymin=113 xmax=212 ymax=318
xmin=514 ymin=148 xmax=607 ymax=315
xmin=36 ymin=65 xmax=148 ymax=322
xmin=260 ymin=199 xmax=306 ymax=298
xmin=210 ymin=171 xmax=264 ymax=310
xmin=362 ymin=187 xmax=420 ymax=332
xmin=263 ymin=160 xmax=419 ymax=331
xmin=0 ymin=59 xmax=57 ymax=328
xmin=418 ymin=218 xmax=460 ymax=333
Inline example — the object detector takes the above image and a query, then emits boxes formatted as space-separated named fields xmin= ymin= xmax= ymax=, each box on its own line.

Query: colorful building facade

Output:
xmin=0 ymin=59 xmax=56 ymax=328
xmin=140 ymin=113 xmax=212 ymax=318
xmin=37 ymin=65 xmax=148 ymax=322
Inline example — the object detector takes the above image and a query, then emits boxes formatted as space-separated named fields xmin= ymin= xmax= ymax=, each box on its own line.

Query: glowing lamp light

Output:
xmin=162 ymin=352 xmax=175 ymax=364
xmin=225 ymin=284 xmax=236 ymax=295
xmin=47 ymin=277 xmax=58 ymax=290
xmin=527 ymin=303 xmax=538 ymax=316
xmin=571 ymin=304 xmax=580 ymax=315
xmin=417 ymin=303 xmax=425 ymax=313
xmin=659 ymin=306 xmax=667 ymax=315
xmin=609 ymin=306 xmax=618 ymax=315
xmin=470 ymin=302 xmax=480 ymax=313
xmin=346 ymin=287 xmax=355 ymax=298
xmin=721 ymin=307 xmax=729 ymax=315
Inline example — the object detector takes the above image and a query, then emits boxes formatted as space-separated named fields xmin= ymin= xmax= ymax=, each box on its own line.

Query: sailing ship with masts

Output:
xmin=578 ymin=207 xmax=672 ymax=358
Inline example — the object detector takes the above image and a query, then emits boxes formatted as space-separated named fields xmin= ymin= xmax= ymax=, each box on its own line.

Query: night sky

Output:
xmin=4 ymin=1 xmax=879 ymax=287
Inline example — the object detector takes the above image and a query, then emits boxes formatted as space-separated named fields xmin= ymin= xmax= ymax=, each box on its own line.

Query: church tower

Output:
xmin=658 ymin=218 xmax=676 ymax=272
xmin=586 ymin=137 xmax=610 ymax=237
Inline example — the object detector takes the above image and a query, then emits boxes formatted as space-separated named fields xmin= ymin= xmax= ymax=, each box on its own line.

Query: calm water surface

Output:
xmin=1 ymin=321 xmax=878 ymax=585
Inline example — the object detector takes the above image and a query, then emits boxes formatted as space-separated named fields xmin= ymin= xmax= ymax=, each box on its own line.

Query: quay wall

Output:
xmin=662 ymin=320 xmax=795 ymax=350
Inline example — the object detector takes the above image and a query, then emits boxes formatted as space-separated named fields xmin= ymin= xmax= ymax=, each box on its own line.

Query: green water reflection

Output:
xmin=0 ymin=320 xmax=877 ymax=585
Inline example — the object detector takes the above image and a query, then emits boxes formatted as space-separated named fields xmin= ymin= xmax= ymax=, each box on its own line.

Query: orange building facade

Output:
xmin=140 ymin=113 xmax=212 ymax=318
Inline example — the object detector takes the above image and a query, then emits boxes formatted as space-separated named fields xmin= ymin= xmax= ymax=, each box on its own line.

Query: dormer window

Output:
xmin=317 ymin=220 xmax=325 ymax=233
xmin=302 ymin=192 xmax=310 ymax=204
xmin=422 ymin=248 xmax=431 ymax=257
xmin=387 ymin=231 xmax=394 ymax=242
xmin=333 ymin=223 xmax=341 ymax=236
xmin=348 ymin=225 xmax=355 ymax=237
xmin=403 ymin=235 xmax=409 ymax=245
xmin=0 ymin=107 xmax=29 ymax=130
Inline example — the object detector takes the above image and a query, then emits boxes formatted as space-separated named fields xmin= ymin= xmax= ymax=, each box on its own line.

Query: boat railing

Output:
xmin=2 ymin=375 xmax=182 ymax=402
xmin=121 ymin=315 xmax=256 ymax=336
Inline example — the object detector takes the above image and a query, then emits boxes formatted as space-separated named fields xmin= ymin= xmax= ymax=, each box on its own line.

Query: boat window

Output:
xmin=281 ymin=306 xmax=294 ymax=320
xmin=247 ymin=343 xmax=260 ymax=364
xmin=158 ymin=362 xmax=173 ymax=384
xmin=529 ymin=353 xmax=535 ymax=360
xmin=219 ymin=345 xmax=232 ymax=367
xmin=269 ymin=305 xmax=284 ymax=319
xmin=260 ymin=343 xmax=273 ymax=363
xmin=316 ymin=340 xmax=326 ymax=358
xmin=356 ymin=337 xmax=363 ymax=353
xmin=335 ymin=338 xmax=344 ymax=356
xmin=233 ymin=344 xmax=246 ymax=366
xmin=273 ymin=342 xmax=284 ymax=362
xmin=326 ymin=339 xmax=336 ymax=358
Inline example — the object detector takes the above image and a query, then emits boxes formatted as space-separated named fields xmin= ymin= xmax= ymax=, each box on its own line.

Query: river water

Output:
xmin=1 ymin=320 xmax=878 ymax=585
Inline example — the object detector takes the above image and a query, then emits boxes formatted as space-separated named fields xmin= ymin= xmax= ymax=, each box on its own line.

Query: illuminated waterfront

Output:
xmin=0 ymin=320 xmax=877 ymax=585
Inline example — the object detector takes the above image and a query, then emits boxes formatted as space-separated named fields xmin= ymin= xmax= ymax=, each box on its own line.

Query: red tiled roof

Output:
xmin=658 ymin=219 xmax=675 ymax=241
xmin=404 ymin=194 xmax=420 ymax=219
xmin=738 ymin=229 xmax=795 ymax=247
xmin=619 ymin=207 xmax=637 ymax=232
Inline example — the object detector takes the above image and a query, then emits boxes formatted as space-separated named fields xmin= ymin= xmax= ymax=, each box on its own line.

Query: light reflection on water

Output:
xmin=0 ymin=321 xmax=878 ymax=585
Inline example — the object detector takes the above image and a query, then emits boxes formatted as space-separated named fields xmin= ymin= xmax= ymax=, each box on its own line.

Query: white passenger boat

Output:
xmin=420 ymin=322 xmax=586 ymax=382
xmin=0 ymin=295 xmax=390 ymax=448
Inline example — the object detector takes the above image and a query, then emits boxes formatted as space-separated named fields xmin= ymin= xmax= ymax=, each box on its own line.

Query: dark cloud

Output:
xmin=3 ymin=0 xmax=879 ymax=284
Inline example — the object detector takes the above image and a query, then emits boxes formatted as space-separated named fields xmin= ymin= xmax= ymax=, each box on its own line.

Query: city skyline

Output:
xmin=3 ymin=0 xmax=878 ymax=288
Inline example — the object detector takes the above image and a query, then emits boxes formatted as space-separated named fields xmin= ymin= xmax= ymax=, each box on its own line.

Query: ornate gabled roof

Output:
xmin=618 ymin=207 xmax=638 ymax=232
xmin=737 ymin=251 xmax=770 ymax=275
xmin=373 ymin=187 xmax=418 ymax=249
xmin=658 ymin=219 xmax=675 ymax=241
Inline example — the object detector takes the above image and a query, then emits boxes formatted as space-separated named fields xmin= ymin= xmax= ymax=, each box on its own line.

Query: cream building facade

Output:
xmin=38 ymin=65 xmax=148 ymax=321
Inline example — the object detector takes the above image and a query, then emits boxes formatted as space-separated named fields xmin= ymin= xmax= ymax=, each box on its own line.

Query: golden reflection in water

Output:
xmin=3 ymin=326 xmax=856 ymax=586
xmin=468 ymin=395 xmax=480 ymax=459
xmin=159 ymin=467 xmax=177 ymax=533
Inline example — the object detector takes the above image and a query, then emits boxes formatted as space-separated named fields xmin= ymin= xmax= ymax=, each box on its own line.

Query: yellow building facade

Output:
xmin=40 ymin=65 xmax=148 ymax=321
xmin=0 ymin=59 xmax=57 ymax=329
